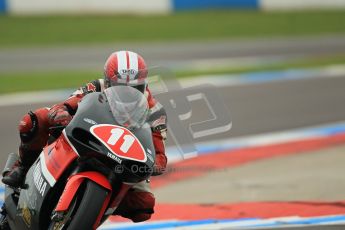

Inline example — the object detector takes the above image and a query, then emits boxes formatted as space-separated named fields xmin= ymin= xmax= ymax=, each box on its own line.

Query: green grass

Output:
xmin=175 ymin=55 xmax=345 ymax=77
xmin=0 ymin=71 xmax=100 ymax=94
xmin=1 ymin=54 xmax=345 ymax=94
xmin=0 ymin=10 xmax=345 ymax=47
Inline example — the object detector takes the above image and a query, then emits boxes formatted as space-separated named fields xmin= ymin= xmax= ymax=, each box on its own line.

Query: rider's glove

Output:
xmin=150 ymin=131 xmax=167 ymax=176
xmin=48 ymin=105 xmax=72 ymax=127
xmin=151 ymin=162 xmax=167 ymax=176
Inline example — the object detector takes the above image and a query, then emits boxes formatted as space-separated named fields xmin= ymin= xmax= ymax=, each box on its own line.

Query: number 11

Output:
xmin=107 ymin=128 xmax=135 ymax=153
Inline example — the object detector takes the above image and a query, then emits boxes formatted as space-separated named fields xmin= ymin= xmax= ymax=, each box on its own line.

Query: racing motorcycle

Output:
xmin=0 ymin=86 xmax=155 ymax=230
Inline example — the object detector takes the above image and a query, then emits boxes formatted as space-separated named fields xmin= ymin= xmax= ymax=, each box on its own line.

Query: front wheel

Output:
xmin=49 ymin=180 xmax=110 ymax=230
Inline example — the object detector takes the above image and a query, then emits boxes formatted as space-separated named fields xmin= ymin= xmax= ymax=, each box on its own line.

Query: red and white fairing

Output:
xmin=90 ymin=124 xmax=147 ymax=162
xmin=40 ymin=130 xmax=79 ymax=187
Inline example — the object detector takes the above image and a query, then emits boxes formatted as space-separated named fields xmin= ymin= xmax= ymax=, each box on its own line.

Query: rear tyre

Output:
xmin=49 ymin=180 xmax=109 ymax=230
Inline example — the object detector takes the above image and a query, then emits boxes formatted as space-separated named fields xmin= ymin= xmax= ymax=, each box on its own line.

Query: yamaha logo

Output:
xmin=83 ymin=118 xmax=97 ymax=125
xmin=33 ymin=163 xmax=48 ymax=196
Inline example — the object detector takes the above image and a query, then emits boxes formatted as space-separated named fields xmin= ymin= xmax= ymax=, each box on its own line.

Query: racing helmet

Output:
xmin=104 ymin=51 xmax=148 ymax=94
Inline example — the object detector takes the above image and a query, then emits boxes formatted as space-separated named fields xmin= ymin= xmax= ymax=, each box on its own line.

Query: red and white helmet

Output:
xmin=104 ymin=51 xmax=148 ymax=93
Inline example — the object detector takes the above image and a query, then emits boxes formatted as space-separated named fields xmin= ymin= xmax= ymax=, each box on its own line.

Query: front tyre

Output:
xmin=49 ymin=180 xmax=109 ymax=230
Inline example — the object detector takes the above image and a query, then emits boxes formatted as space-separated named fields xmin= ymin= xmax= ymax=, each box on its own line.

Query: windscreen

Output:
xmin=104 ymin=86 xmax=149 ymax=130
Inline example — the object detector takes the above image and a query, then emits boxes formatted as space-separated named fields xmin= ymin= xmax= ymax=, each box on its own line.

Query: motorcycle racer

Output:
xmin=2 ymin=51 xmax=168 ymax=222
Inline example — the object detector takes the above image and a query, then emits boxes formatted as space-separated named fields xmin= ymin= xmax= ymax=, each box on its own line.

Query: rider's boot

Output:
xmin=2 ymin=146 xmax=40 ymax=188
xmin=1 ymin=160 xmax=27 ymax=188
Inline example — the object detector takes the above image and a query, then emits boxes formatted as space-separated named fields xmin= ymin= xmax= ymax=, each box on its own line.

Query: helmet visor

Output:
xmin=104 ymin=86 xmax=149 ymax=129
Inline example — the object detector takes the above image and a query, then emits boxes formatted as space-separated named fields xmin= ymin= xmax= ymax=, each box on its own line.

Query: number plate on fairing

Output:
xmin=90 ymin=124 xmax=147 ymax=162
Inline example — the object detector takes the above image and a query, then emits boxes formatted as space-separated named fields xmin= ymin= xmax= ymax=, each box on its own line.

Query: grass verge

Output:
xmin=0 ymin=10 xmax=345 ymax=47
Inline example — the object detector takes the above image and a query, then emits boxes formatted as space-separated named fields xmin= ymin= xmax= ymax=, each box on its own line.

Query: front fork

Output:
xmin=104 ymin=182 xmax=133 ymax=215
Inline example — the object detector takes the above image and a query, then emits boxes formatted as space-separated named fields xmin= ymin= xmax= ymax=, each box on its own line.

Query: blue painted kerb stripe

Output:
xmin=173 ymin=0 xmax=258 ymax=11
xmin=0 ymin=0 xmax=7 ymax=13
